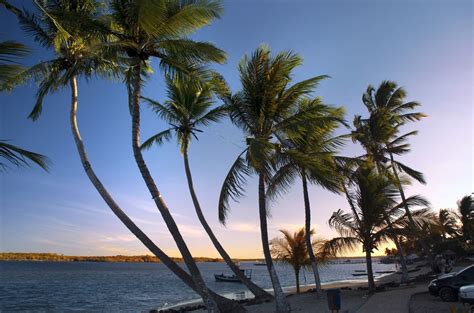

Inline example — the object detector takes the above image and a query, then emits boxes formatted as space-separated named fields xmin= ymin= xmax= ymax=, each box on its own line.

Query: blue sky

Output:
xmin=0 ymin=0 xmax=472 ymax=258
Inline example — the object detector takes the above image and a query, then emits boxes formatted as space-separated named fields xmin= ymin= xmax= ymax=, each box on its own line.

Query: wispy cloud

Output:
xmin=228 ymin=222 xmax=260 ymax=233
xmin=100 ymin=234 xmax=137 ymax=243
xmin=177 ymin=224 xmax=206 ymax=238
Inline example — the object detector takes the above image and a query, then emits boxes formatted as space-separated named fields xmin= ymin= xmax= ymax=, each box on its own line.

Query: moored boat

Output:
xmin=214 ymin=269 xmax=252 ymax=283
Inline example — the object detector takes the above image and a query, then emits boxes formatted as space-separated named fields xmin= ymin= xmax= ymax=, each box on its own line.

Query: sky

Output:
xmin=0 ymin=0 xmax=472 ymax=258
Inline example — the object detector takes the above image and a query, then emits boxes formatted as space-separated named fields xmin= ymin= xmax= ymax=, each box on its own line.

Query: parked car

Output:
xmin=428 ymin=265 xmax=474 ymax=302
xmin=459 ymin=285 xmax=474 ymax=305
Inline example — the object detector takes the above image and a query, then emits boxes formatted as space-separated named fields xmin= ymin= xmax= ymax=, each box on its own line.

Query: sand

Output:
xmin=160 ymin=262 xmax=434 ymax=313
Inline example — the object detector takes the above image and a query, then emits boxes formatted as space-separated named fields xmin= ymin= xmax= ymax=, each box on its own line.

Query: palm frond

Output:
xmin=321 ymin=236 xmax=360 ymax=257
xmin=218 ymin=149 xmax=251 ymax=224
xmin=0 ymin=140 xmax=50 ymax=171
xmin=193 ymin=104 xmax=227 ymax=127
xmin=392 ymin=160 xmax=426 ymax=184
xmin=266 ymin=162 xmax=299 ymax=201
xmin=141 ymin=128 xmax=174 ymax=150
xmin=328 ymin=209 xmax=358 ymax=238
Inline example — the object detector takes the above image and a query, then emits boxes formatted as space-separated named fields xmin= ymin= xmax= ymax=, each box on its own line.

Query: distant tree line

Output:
xmin=0 ymin=253 xmax=225 ymax=263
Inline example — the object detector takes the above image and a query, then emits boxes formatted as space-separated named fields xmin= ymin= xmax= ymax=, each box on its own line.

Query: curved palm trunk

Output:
xmin=364 ymin=244 xmax=375 ymax=293
xmin=68 ymin=77 xmax=241 ymax=312
xmin=258 ymin=173 xmax=291 ymax=313
xmin=301 ymin=171 xmax=322 ymax=293
xmin=374 ymin=163 xmax=409 ymax=283
xmin=130 ymin=65 xmax=244 ymax=313
xmin=183 ymin=145 xmax=272 ymax=301
xmin=382 ymin=213 xmax=409 ymax=283
xmin=389 ymin=153 xmax=432 ymax=261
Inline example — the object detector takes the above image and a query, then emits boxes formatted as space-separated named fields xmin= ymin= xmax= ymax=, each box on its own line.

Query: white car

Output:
xmin=459 ymin=284 xmax=474 ymax=304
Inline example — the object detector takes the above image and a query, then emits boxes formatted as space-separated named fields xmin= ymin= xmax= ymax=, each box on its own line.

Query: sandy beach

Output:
xmin=158 ymin=262 xmax=433 ymax=313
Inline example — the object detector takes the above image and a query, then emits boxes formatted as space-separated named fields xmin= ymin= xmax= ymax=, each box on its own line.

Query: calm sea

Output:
xmin=0 ymin=260 xmax=395 ymax=312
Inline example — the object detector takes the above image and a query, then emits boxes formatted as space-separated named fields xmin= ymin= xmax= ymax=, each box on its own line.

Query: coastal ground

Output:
xmin=167 ymin=262 xmax=474 ymax=313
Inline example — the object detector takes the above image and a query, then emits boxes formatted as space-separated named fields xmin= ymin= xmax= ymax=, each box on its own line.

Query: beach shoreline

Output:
xmin=156 ymin=262 xmax=427 ymax=312
xmin=158 ymin=274 xmax=392 ymax=311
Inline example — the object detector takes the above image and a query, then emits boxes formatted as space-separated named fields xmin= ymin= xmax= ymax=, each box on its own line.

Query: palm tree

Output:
xmin=218 ymin=46 xmax=336 ymax=313
xmin=353 ymin=81 xmax=430 ymax=258
xmin=456 ymin=195 xmax=473 ymax=241
xmin=266 ymin=98 xmax=345 ymax=293
xmin=2 ymin=2 xmax=241 ymax=311
xmin=106 ymin=1 xmax=239 ymax=311
xmin=323 ymin=162 xmax=402 ymax=292
xmin=0 ymin=39 xmax=49 ymax=171
xmin=140 ymin=74 xmax=272 ymax=301
xmin=270 ymin=228 xmax=322 ymax=293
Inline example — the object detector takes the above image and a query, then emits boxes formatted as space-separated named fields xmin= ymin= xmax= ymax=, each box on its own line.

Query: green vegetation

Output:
xmin=0 ymin=253 xmax=227 ymax=263
xmin=270 ymin=228 xmax=323 ymax=294
xmin=141 ymin=73 xmax=271 ymax=300
xmin=0 ymin=40 xmax=49 ymax=171
xmin=2 ymin=0 xmax=472 ymax=311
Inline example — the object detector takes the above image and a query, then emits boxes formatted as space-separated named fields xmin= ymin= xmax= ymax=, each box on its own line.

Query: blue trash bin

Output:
xmin=327 ymin=288 xmax=341 ymax=312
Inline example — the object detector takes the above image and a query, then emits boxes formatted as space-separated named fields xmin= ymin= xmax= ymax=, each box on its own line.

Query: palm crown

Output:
xmin=141 ymin=74 xmax=226 ymax=153
xmin=267 ymin=98 xmax=346 ymax=201
xmin=352 ymin=80 xmax=426 ymax=183
xmin=2 ymin=0 xmax=119 ymax=120
xmin=108 ymin=0 xmax=226 ymax=79
xmin=219 ymin=46 xmax=336 ymax=222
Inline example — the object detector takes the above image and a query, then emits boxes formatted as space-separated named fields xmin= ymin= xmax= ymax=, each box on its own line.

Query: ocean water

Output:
xmin=0 ymin=260 xmax=395 ymax=312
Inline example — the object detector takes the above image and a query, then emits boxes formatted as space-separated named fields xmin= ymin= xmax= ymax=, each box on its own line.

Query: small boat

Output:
xmin=214 ymin=269 xmax=252 ymax=283
xmin=354 ymin=270 xmax=366 ymax=272
xmin=352 ymin=273 xmax=368 ymax=276
xmin=376 ymin=270 xmax=395 ymax=274
xmin=253 ymin=260 xmax=266 ymax=266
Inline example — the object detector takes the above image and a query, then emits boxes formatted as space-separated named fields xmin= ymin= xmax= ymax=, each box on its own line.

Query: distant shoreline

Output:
xmin=0 ymin=252 xmax=380 ymax=263
xmin=0 ymin=252 xmax=227 ymax=263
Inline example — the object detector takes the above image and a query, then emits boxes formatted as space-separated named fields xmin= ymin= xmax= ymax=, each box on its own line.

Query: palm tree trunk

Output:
xmin=394 ymin=237 xmax=409 ymax=282
xmin=183 ymin=145 xmax=272 ymax=300
xmin=383 ymin=213 xmax=409 ymax=283
xmin=258 ymin=173 xmax=291 ymax=313
xmin=345 ymin=177 xmax=407 ymax=285
xmin=129 ymin=63 xmax=242 ymax=313
xmin=295 ymin=268 xmax=300 ymax=294
xmin=68 ymin=77 xmax=240 ymax=312
xmin=301 ymin=171 xmax=322 ymax=293
xmin=374 ymin=162 xmax=409 ymax=283
xmin=364 ymin=244 xmax=375 ymax=293
xmin=389 ymin=153 xmax=432 ymax=261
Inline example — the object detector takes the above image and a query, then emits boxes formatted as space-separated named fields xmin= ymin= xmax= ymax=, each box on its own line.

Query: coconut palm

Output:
xmin=106 ymin=1 xmax=239 ymax=311
xmin=266 ymin=98 xmax=345 ymax=293
xmin=140 ymin=74 xmax=271 ymax=300
xmin=323 ymin=162 xmax=403 ymax=292
xmin=326 ymin=162 xmax=430 ymax=292
xmin=335 ymin=151 xmax=410 ymax=281
xmin=2 ymin=2 xmax=240 ymax=311
xmin=270 ymin=228 xmax=320 ymax=293
xmin=353 ymin=81 xmax=430 ymax=257
xmin=219 ymin=46 xmax=338 ymax=313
